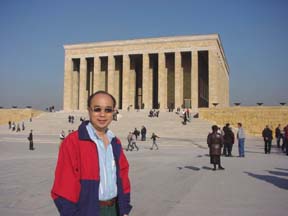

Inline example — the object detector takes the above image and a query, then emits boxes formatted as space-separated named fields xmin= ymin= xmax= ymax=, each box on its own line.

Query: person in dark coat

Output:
xmin=141 ymin=126 xmax=147 ymax=141
xmin=223 ymin=123 xmax=235 ymax=157
xmin=28 ymin=130 xmax=34 ymax=150
xmin=283 ymin=125 xmax=288 ymax=155
xmin=275 ymin=124 xmax=282 ymax=148
xmin=133 ymin=128 xmax=140 ymax=140
xmin=182 ymin=111 xmax=188 ymax=125
xmin=207 ymin=125 xmax=224 ymax=170
xmin=262 ymin=125 xmax=273 ymax=154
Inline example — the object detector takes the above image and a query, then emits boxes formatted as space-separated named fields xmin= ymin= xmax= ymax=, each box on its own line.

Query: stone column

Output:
xmin=191 ymin=51 xmax=199 ymax=110
xmin=114 ymin=58 xmax=120 ymax=109
xmin=158 ymin=53 xmax=167 ymax=109
xmin=93 ymin=56 xmax=101 ymax=93
xmin=107 ymin=55 xmax=115 ymax=96
xmin=89 ymin=70 xmax=93 ymax=96
xmin=129 ymin=59 xmax=136 ymax=108
xmin=79 ymin=57 xmax=87 ymax=110
xmin=72 ymin=64 xmax=79 ymax=110
xmin=122 ymin=54 xmax=130 ymax=110
xmin=174 ymin=52 xmax=183 ymax=109
xmin=142 ymin=53 xmax=149 ymax=109
xmin=208 ymin=50 xmax=217 ymax=107
xmin=63 ymin=56 xmax=72 ymax=111
xmin=148 ymin=56 xmax=153 ymax=109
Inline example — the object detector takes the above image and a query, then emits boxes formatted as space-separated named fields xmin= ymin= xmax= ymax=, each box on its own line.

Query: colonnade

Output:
xmin=63 ymin=50 xmax=215 ymax=111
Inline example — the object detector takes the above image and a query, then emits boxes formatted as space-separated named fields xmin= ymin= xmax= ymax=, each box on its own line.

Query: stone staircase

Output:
xmin=1 ymin=110 xmax=216 ymax=147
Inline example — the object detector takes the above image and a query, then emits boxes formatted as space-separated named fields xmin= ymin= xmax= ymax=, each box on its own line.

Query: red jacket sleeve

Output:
xmin=51 ymin=133 xmax=81 ymax=203
xmin=119 ymin=147 xmax=131 ymax=194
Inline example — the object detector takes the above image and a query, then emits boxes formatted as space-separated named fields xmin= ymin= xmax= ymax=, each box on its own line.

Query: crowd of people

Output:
xmin=126 ymin=126 xmax=160 ymax=151
xmin=148 ymin=109 xmax=160 ymax=117
xmin=8 ymin=119 xmax=35 ymax=150
xmin=272 ymin=124 xmax=288 ymax=155
xmin=207 ymin=122 xmax=288 ymax=171
xmin=207 ymin=122 xmax=245 ymax=170
xmin=8 ymin=120 xmax=25 ymax=132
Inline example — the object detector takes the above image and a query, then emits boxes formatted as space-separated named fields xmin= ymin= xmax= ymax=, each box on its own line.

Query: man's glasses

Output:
xmin=91 ymin=107 xmax=114 ymax=113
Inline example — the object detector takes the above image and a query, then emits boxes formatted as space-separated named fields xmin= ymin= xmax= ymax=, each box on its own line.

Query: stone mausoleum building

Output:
xmin=63 ymin=34 xmax=229 ymax=111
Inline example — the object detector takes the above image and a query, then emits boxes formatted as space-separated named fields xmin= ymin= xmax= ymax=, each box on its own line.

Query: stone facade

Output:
xmin=63 ymin=34 xmax=229 ymax=111
xmin=0 ymin=109 xmax=43 ymax=125
xmin=199 ymin=106 xmax=288 ymax=136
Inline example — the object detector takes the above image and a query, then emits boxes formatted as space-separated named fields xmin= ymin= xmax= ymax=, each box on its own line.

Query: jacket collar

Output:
xmin=78 ymin=120 xmax=116 ymax=142
xmin=78 ymin=120 xmax=91 ymax=140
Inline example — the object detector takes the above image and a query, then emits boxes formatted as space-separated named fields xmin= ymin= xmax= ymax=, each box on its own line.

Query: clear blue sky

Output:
xmin=0 ymin=0 xmax=287 ymax=110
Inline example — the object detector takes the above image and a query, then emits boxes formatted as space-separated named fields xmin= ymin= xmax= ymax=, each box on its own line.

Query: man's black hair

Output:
xmin=212 ymin=125 xmax=218 ymax=132
xmin=87 ymin=90 xmax=116 ymax=108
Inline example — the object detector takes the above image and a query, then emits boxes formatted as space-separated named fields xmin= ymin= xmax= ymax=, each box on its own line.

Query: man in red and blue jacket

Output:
xmin=51 ymin=91 xmax=132 ymax=216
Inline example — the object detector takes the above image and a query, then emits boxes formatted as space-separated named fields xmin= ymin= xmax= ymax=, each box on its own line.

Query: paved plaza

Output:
xmin=0 ymin=111 xmax=287 ymax=216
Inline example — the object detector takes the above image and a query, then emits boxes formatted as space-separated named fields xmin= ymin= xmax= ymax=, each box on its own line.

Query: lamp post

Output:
xmin=280 ymin=102 xmax=286 ymax=106
xmin=257 ymin=103 xmax=263 ymax=106
xmin=212 ymin=103 xmax=219 ymax=107
xmin=234 ymin=102 xmax=241 ymax=106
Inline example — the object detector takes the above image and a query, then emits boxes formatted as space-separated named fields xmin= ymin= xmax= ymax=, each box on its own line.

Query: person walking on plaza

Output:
xmin=28 ymin=130 xmax=34 ymax=150
xmin=16 ymin=123 xmax=21 ymax=132
xmin=262 ymin=125 xmax=273 ymax=154
xmin=282 ymin=125 xmax=286 ymax=152
xmin=275 ymin=124 xmax=282 ymax=148
xmin=141 ymin=126 xmax=147 ymax=141
xmin=8 ymin=121 xmax=11 ymax=129
xmin=133 ymin=128 xmax=140 ymax=140
xmin=130 ymin=132 xmax=139 ymax=151
xmin=207 ymin=125 xmax=225 ymax=170
xmin=222 ymin=124 xmax=229 ymax=156
xmin=223 ymin=123 xmax=235 ymax=157
xmin=59 ymin=130 xmax=65 ymax=141
xmin=237 ymin=122 xmax=246 ymax=157
xmin=126 ymin=131 xmax=133 ymax=151
xmin=11 ymin=122 xmax=16 ymax=131
xmin=182 ymin=110 xmax=188 ymax=125
xmin=51 ymin=90 xmax=132 ymax=216
xmin=284 ymin=125 xmax=288 ymax=156
xmin=150 ymin=132 xmax=160 ymax=150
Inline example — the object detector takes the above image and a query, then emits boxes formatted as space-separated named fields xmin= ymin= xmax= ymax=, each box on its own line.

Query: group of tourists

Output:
xmin=148 ymin=109 xmax=160 ymax=117
xmin=8 ymin=119 xmax=35 ymax=151
xmin=47 ymin=105 xmax=55 ymax=112
xmin=126 ymin=126 xmax=160 ymax=151
xmin=207 ymin=122 xmax=245 ymax=171
xmin=273 ymin=124 xmax=288 ymax=155
xmin=8 ymin=121 xmax=25 ymax=132
xmin=67 ymin=115 xmax=75 ymax=124
xmin=261 ymin=124 xmax=288 ymax=155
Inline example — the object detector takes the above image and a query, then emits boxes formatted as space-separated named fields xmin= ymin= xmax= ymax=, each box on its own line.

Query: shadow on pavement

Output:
xmin=202 ymin=166 xmax=213 ymax=170
xmin=275 ymin=168 xmax=288 ymax=171
xmin=177 ymin=166 xmax=200 ymax=171
xmin=268 ymin=170 xmax=288 ymax=177
xmin=244 ymin=171 xmax=288 ymax=190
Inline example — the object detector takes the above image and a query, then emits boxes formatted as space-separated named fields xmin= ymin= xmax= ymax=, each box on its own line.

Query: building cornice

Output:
xmin=64 ymin=34 xmax=220 ymax=50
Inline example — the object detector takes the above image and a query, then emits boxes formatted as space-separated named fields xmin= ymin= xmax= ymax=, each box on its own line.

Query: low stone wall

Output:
xmin=198 ymin=106 xmax=288 ymax=136
xmin=0 ymin=109 xmax=43 ymax=125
